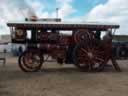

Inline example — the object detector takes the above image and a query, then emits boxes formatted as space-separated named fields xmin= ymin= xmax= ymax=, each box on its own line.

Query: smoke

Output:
xmin=0 ymin=0 xmax=36 ymax=34
xmin=8 ymin=0 xmax=36 ymax=18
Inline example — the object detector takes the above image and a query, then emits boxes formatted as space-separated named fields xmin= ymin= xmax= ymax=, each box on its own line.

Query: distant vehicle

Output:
xmin=112 ymin=41 xmax=128 ymax=59
xmin=7 ymin=17 xmax=120 ymax=72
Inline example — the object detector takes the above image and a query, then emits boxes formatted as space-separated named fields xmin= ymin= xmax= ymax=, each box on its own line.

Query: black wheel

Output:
xmin=73 ymin=41 xmax=106 ymax=72
xmin=18 ymin=50 xmax=43 ymax=72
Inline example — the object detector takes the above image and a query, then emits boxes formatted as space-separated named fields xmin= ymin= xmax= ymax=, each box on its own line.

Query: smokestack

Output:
xmin=56 ymin=8 xmax=59 ymax=18
xmin=25 ymin=16 xmax=38 ymax=21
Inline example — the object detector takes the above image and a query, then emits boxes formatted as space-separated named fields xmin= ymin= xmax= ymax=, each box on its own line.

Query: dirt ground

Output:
xmin=0 ymin=55 xmax=128 ymax=96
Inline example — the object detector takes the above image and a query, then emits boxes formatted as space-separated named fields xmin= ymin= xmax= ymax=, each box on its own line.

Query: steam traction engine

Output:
xmin=7 ymin=18 xmax=120 ymax=72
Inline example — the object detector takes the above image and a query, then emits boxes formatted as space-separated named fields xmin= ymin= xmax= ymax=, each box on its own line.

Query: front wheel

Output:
xmin=18 ymin=50 xmax=43 ymax=72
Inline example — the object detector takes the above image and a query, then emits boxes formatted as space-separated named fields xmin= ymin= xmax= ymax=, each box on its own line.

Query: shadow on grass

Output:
xmin=0 ymin=67 xmax=81 ymax=82
xmin=42 ymin=67 xmax=79 ymax=73
xmin=0 ymin=64 xmax=125 ymax=82
xmin=0 ymin=91 xmax=12 ymax=96
xmin=0 ymin=84 xmax=13 ymax=96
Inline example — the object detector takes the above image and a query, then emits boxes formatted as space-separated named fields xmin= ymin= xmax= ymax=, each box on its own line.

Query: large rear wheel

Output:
xmin=73 ymin=41 xmax=107 ymax=72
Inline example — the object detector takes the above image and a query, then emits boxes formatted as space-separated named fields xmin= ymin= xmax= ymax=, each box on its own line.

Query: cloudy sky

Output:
xmin=0 ymin=0 xmax=128 ymax=35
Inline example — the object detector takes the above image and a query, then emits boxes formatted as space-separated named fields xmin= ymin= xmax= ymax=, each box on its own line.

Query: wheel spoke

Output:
xmin=81 ymin=48 xmax=88 ymax=54
xmin=94 ymin=57 xmax=104 ymax=62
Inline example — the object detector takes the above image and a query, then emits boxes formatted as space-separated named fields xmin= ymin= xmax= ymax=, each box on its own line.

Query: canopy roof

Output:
xmin=7 ymin=21 xmax=120 ymax=30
